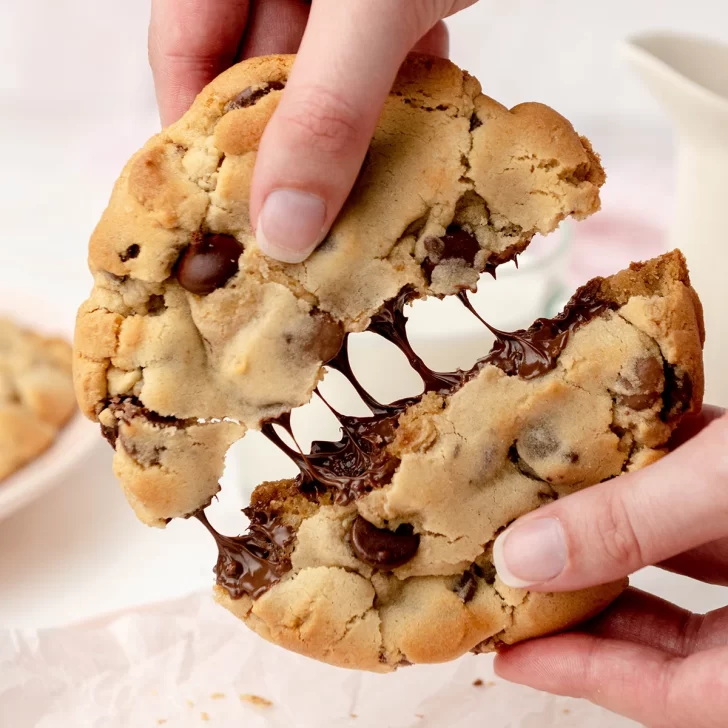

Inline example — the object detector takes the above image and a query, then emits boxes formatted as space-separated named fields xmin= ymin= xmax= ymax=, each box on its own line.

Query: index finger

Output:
xmin=149 ymin=0 xmax=250 ymax=127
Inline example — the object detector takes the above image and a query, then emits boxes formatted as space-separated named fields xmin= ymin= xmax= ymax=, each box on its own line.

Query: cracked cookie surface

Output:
xmin=74 ymin=54 xmax=605 ymax=527
xmin=212 ymin=252 xmax=704 ymax=671
xmin=0 ymin=319 xmax=75 ymax=481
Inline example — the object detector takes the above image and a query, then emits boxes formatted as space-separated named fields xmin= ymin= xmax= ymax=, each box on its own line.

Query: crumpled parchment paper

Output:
xmin=0 ymin=592 xmax=637 ymax=728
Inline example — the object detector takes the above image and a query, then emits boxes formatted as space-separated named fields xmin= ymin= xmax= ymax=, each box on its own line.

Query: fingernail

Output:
xmin=256 ymin=189 xmax=326 ymax=264
xmin=493 ymin=518 xmax=567 ymax=588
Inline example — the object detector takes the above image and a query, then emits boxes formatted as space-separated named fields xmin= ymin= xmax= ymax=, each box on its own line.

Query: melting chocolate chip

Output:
xmin=198 ymin=509 xmax=294 ymax=600
xmin=455 ymin=570 xmax=478 ymax=603
xmin=423 ymin=226 xmax=481 ymax=279
xmin=176 ymin=233 xmax=244 ymax=295
xmin=310 ymin=313 xmax=345 ymax=363
xmin=509 ymin=444 xmax=544 ymax=481
xmin=470 ymin=114 xmax=483 ymax=131
xmin=519 ymin=426 xmax=559 ymax=459
xmin=119 ymin=244 xmax=140 ymax=262
xmin=615 ymin=357 xmax=664 ymax=410
xmin=225 ymin=81 xmax=285 ymax=112
xmin=616 ymin=391 xmax=661 ymax=411
xmin=350 ymin=516 xmax=420 ymax=569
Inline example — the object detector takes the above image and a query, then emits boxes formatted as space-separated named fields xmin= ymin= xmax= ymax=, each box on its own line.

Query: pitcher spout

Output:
xmin=622 ymin=32 xmax=728 ymax=140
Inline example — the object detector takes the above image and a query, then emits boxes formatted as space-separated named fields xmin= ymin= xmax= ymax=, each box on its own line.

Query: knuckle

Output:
xmin=278 ymin=86 xmax=362 ymax=157
xmin=593 ymin=490 xmax=645 ymax=572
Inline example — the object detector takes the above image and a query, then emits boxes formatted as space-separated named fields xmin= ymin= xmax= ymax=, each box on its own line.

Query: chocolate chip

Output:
xmin=661 ymin=366 xmax=693 ymax=421
xmin=470 ymin=114 xmax=483 ymax=131
xmin=225 ymin=81 xmax=285 ymax=112
xmin=439 ymin=226 xmax=481 ymax=265
xmin=176 ymin=233 xmax=244 ymax=295
xmin=616 ymin=356 xmax=664 ymax=410
xmin=455 ymin=570 xmax=477 ymax=603
xmin=119 ymin=244 xmax=140 ymax=262
xmin=519 ymin=426 xmax=559 ymax=460
xmin=616 ymin=391 xmax=661 ymax=411
xmin=350 ymin=516 xmax=420 ymax=569
xmin=311 ymin=313 xmax=345 ymax=363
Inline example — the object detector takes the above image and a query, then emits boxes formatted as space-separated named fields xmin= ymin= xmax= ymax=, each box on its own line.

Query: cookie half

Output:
xmin=206 ymin=251 xmax=704 ymax=671
xmin=74 ymin=54 xmax=605 ymax=526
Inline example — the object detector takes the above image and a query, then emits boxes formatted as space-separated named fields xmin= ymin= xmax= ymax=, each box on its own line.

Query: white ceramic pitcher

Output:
xmin=623 ymin=32 xmax=728 ymax=407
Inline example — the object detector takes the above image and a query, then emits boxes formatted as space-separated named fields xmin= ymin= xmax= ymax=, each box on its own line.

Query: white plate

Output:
xmin=0 ymin=275 xmax=99 ymax=522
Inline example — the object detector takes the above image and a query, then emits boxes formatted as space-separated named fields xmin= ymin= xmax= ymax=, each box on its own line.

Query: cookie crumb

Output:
xmin=186 ymin=699 xmax=194 ymax=709
xmin=240 ymin=694 xmax=273 ymax=708
xmin=487 ymin=681 xmax=497 ymax=687
xmin=472 ymin=678 xmax=483 ymax=687
xmin=200 ymin=712 xmax=210 ymax=722
xmin=415 ymin=715 xmax=424 ymax=720
xmin=150 ymin=689 xmax=158 ymax=697
xmin=210 ymin=692 xmax=225 ymax=700
xmin=157 ymin=721 xmax=167 ymax=725
xmin=563 ymin=708 xmax=571 ymax=715
xmin=350 ymin=713 xmax=358 ymax=719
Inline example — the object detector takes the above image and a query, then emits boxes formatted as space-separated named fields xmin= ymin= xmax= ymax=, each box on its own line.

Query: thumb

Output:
xmin=493 ymin=408 xmax=728 ymax=592
xmin=250 ymin=0 xmax=473 ymax=263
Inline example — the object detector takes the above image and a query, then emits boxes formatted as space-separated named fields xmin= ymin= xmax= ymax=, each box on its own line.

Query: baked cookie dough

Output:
xmin=0 ymin=318 xmax=75 ymax=481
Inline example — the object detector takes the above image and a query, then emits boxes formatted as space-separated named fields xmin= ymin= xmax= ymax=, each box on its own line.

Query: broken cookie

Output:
xmin=71 ymin=55 xmax=705 ymax=672
xmin=208 ymin=252 xmax=704 ymax=671
xmin=74 ymin=53 xmax=604 ymax=526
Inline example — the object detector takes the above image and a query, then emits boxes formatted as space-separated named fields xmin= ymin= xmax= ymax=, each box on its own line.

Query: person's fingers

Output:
xmin=659 ymin=536 xmax=728 ymax=586
xmin=585 ymin=587 xmax=728 ymax=657
xmin=411 ymin=21 xmax=450 ymax=57
xmin=238 ymin=0 xmax=310 ymax=59
xmin=150 ymin=0 xmax=250 ymax=127
xmin=494 ymin=633 xmax=728 ymax=727
xmin=250 ymin=0 xmax=477 ymax=263
xmin=669 ymin=405 xmax=727 ymax=449
xmin=492 ymin=412 xmax=728 ymax=592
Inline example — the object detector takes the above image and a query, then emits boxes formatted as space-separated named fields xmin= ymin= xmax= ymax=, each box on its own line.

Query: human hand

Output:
xmin=149 ymin=0 xmax=478 ymax=263
xmin=492 ymin=405 xmax=728 ymax=727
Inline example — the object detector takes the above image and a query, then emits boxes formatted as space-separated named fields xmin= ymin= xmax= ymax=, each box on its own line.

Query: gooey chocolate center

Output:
xmin=201 ymin=265 xmax=626 ymax=601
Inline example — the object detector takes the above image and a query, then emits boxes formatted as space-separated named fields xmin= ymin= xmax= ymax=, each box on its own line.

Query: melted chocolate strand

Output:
xmin=459 ymin=280 xmax=616 ymax=379
xmin=204 ymin=276 xmax=618 ymax=601
xmin=196 ymin=510 xmax=293 ymax=600
xmin=367 ymin=288 xmax=467 ymax=394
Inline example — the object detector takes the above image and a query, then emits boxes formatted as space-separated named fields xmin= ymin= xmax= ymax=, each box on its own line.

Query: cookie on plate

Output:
xmin=0 ymin=318 xmax=76 ymax=481
xmin=74 ymin=54 xmax=605 ymax=526
xmin=211 ymin=251 xmax=704 ymax=671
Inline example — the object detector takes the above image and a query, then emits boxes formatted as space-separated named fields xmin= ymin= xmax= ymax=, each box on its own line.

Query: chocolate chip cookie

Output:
xmin=210 ymin=251 xmax=704 ymax=671
xmin=74 ymin=54 xmax=605 ymax=526
xmin=0 ymin=318 xmax=75 ymax=481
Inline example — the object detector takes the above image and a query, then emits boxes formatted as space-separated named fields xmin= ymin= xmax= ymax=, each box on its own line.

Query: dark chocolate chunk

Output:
xmin=119 ymin=244 xmax=140 ymax=262
xmin=225 ymin=81 xmax=285 ymax=112
xmin=176 ymin=233 xmax=244 ymax=295
xmin=470 ymin=114 xmax=483 ymax=131
xmin=661 ymin=366 xmax=693 ymax=421
xmin=616 ymin=357 xmax=664 ymax=410
xmin=350 ymin=516 xmax=420 ymax=569
xmin=423 ymin=226 xmax=481 ymax=277
xmin=454 ymin=570 xmax=477 ymax=603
